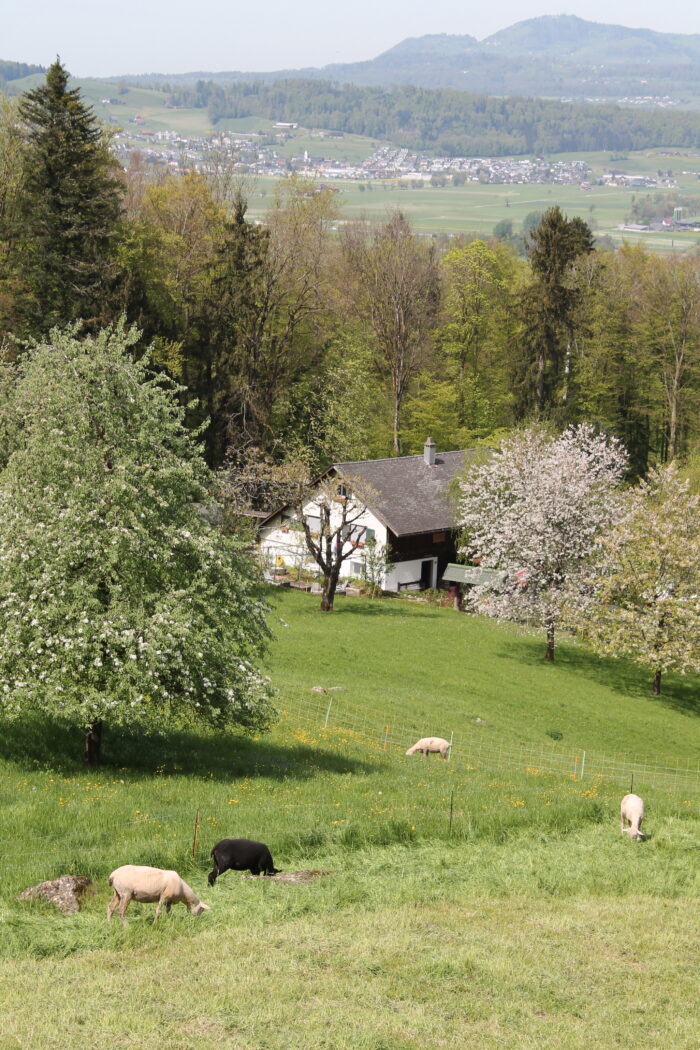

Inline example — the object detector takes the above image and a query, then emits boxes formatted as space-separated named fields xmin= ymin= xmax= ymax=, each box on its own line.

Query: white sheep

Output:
xmin=405 ymin=736 xmax=451 ymax=760
xmin=620 ymin=793 xmax=645 ymax=840
xmin=107 ymin=865 xmax=210 ymax=925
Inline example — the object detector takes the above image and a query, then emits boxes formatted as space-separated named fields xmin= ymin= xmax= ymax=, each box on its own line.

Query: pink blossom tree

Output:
xmin=458 ymin=424 xmax=627 ymax=660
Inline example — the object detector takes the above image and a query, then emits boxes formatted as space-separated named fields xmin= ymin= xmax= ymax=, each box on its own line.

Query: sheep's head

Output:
xmin=192 ymin=901 xmax=211 ymax=915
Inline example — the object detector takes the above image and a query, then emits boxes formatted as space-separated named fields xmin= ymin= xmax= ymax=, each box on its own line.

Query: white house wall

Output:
xmin=259 ymin=502 xmax=389 ymax=582
xmin=384 ymin=557 xmax=437 ymax=592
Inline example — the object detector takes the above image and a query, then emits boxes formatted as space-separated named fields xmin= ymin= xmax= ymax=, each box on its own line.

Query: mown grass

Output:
xmin=1 ymin=590 xmax=698 ymax=1048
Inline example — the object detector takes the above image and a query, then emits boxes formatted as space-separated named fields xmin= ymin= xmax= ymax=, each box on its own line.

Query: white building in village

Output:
xmin=258 ymin=439 xmax=479 ymax=592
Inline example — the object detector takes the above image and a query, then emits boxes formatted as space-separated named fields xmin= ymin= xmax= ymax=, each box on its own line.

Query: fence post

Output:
xmin=382 ymin=725 xmax=390 ymax=751
xmin=448 ymin=730 xmax=454 ymax=762
xmin=192 ymin=809 xmax=200 ymax=859
xmin=324 ymin=697 xmax=333 ymax=729
xmin=573 ymin=754 xmax=579 ymax=781
xmin=579 ymin=750 xmax=586 ymax=780
xmin=448 ymin=790 xmax=454 ymax=835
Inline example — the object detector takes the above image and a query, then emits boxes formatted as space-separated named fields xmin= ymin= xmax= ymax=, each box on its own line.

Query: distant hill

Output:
xmin=109 ymin=16 xmax=700 ymax=106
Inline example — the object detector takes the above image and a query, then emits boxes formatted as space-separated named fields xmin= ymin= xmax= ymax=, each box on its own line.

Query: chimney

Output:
xmin=424 ymin=436 xmax=436 ymax=466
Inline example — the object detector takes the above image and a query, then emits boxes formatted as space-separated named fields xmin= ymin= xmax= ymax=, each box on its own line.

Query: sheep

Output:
xmin=208 ymin=839 xmax=280 ymax=886
xmin=107 ymin=865 xmax=210 ymax=925
xmin=405 ymin=736 xmax=451 ymax=760
xmin=620 ymin=793 xmax=646 ymax=840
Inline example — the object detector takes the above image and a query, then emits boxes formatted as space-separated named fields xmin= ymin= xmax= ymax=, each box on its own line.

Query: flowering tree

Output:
xmin=362 ymin=536 xmax=392 ymax=598
xmin=458 ymin=424 xmax=627 ymax=660
xmin=0 ymin=324 xmax=273 ymax=763
xmin=573 ymin=463 xmax=700 ymax=694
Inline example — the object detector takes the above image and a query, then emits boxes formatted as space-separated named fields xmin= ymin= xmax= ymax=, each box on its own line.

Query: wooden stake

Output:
xmin=192 ymin=809 xmax=200 ymax=859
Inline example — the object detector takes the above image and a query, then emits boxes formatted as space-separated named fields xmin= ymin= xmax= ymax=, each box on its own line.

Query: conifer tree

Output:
xmin=15 ymin=60 xmax=123 ymax=334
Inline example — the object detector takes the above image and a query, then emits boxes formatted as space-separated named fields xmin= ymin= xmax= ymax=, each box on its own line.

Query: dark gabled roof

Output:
xmin=334 ymin=449 xmax=479 ymax=537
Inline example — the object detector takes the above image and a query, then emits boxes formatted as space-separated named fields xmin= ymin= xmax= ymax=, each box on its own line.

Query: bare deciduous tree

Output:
xmin=341 ymin=211 xmax=439 ymax=454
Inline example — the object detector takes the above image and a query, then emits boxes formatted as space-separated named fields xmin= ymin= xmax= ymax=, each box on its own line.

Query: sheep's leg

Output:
xmin=207 ymin=862 xmax=220 ymax=887
xmin=154 ymin=895 xmax=167 ymax=921
xmin=107 ymin=891 xmax=120 ymax=922
xmin=117 ymin=893 xmax=131 ymax=926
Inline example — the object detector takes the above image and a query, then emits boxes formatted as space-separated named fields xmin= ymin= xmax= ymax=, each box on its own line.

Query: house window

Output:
xmin=337 ymin=483 xmax=352 ymax=499
xmin=351 ymin=561 xmax=363 ymax=575
xmin=306 ymin=515 xmax=321 ymax=535
xmin=364 ymin=527 xmax=375 ymax=542
xmin=432 ymin=532 xmax=446 ymax=543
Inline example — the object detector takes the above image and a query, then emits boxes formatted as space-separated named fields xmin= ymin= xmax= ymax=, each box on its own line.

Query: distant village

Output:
xmin=109 ymin=119 xmax=700 ymax=232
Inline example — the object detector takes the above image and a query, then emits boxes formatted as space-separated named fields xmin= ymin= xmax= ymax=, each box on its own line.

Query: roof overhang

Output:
xmin=441 ymin=564 xmax=504 ymax=586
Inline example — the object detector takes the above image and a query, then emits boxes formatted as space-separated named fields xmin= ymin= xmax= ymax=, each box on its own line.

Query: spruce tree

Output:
xmin=15 ymin=60 xmax=123 ymax=334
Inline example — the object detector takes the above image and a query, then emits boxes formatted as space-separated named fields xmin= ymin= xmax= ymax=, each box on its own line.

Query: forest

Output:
xmin=160 ymin=79 xmax=700 ymax=157
xmin=2 ymin=61 xmax=700 ymax=481
xmin=0 ymin=59 xmax=45 ymax=85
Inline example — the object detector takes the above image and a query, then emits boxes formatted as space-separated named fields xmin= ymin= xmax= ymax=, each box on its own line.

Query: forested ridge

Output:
xmin=164 ymin=79 xmax=700 ymax=156
xmin=105 ymin=16 xmax=700 ymax=102
xmin=2 ymin=62 xmax=700 ymax=483
xmin=0 ymin=60 xmax=45 ymax=84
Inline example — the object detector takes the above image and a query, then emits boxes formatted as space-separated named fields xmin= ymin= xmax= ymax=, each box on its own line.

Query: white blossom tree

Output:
xmin=458 ymin=424 xmax=627 ymax=660
xmin=0 ymin=324 xmax=273 ymax=763
xmin=573 ymin=463 xmax=700 ymax=694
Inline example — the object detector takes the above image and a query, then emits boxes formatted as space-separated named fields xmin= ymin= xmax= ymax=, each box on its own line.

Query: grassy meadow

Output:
xmin=1 ymin=589 xmax=699 ymax=1049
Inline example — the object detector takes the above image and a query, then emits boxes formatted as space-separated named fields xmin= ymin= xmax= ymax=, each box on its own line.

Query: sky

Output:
xmin=4 ymin=0 xmax=699 ymax=78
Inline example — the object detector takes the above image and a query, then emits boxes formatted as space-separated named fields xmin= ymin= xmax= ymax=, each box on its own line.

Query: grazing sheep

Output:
xmin=107 ymin=865 xmax=210 ymax=925
xmin=620 ymin=793 xmax=646 ymax=840
xmin=208 ymin=839 xmax=279 ymax=886
xmin=405 ymin=736 xmax=451 ymax=760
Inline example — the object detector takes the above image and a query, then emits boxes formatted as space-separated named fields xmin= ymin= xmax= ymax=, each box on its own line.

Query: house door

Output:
xmin=420 ymin=559 xmax=434 ymax=589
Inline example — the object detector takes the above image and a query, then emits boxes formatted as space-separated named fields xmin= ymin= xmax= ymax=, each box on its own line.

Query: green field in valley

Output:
xmin=247 ymin=151 xmax=700 ymax=252
xmin=1 ymin=589 xmax=698 ymax=1049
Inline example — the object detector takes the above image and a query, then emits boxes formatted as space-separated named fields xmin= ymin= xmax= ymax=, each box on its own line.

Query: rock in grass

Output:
xmin=18 ymin=875 xmax=93 ymax=914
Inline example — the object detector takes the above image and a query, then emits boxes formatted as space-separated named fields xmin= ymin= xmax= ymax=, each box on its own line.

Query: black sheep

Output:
xmin=208 ymin=838 xmax=280 ymax=886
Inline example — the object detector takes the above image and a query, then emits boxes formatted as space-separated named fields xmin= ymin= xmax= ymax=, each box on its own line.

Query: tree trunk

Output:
xmin=536 ymin=346 xmax=546 ymax=415
xmin=85 ymin=720 xmax=103 ymax=765
xmin=320 ymin=571 xmax=340 ymax=612
xmin=392 ymin=394 xmax=401 ymax=455
xmin=652 ymin=668 xmax=662 ymax=695
xmin=545 ymin=622 xmax=555 ymax=662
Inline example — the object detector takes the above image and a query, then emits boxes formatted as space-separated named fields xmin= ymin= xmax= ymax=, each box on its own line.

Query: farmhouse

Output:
xmin=259 ymin=439 xmax=478 ymax=592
